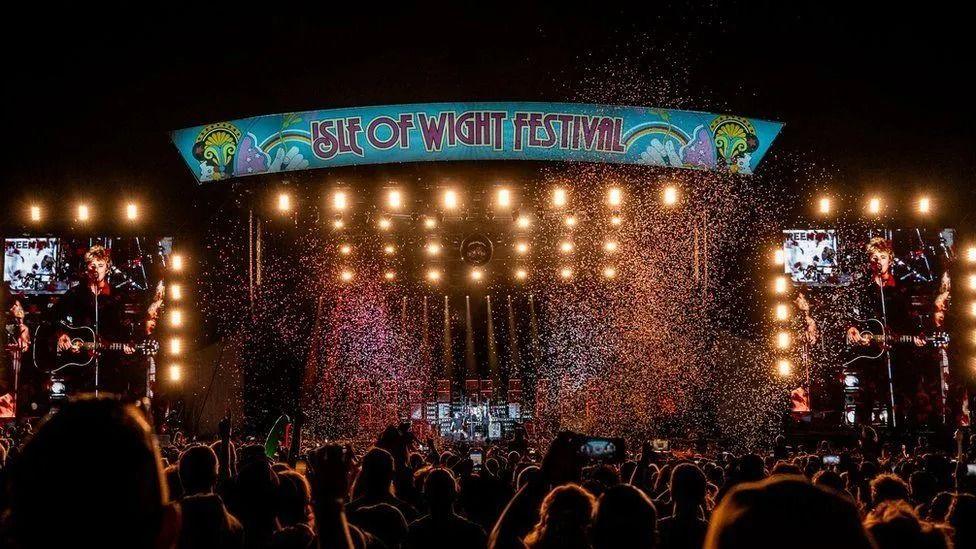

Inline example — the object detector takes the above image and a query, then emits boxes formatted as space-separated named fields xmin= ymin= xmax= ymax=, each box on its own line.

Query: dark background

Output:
xmin=2 ymin=3 xmax=973 ymax=234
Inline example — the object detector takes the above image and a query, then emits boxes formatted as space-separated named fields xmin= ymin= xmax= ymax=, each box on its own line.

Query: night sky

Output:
xmin=2 ymin=4 xmax=973 ymax=233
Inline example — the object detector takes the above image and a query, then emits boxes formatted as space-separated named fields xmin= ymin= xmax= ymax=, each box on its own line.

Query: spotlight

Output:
xmin=339 ymin=244 xmax=352 ymax=255
xmin=378 ymin=218 xmax=392 ymax=230
xmin=126 ymin=203 xmax=139 ymax=221
xmin=427 ymin=269 xmax=441 ymax=282
xmin=169 ymin=338 xmax=182 ymax=355
xmin=497 ymin=188 xmax=512 ymax=208
xmin=969 ymin=274 xmax=976 ymax=291
xmin=608 ymin=187 xmax=622 ymax=207
xmin=169 ymin=365 xmax=182 ymax=382
xmin=516 ymin=215 xmax=531 ymax=229
xmin=969 ymin=302 xmax=976 ymax=317
xmin=773 ymin=249 xmax=785 ymax=266
xmin=443 ymin=190 xmax=458 ymax=209
xmin=387 ymin=190 xmax=402 ymax=209
xmin=967 ymin=247 xmax=976 ymax=263
xmin=773 ymin=276 xmax=788 ymax=294
xmin=559 ymin=241 xmax=574 ymax=254
xmin=170 ymin=310 xmax=183 ymax=327
xmin=170 ymin=284 xmax=182 ymax=301
xmin=918 ymin=196 xmax=931 ymax=214
xmin=553 ymin=188 xmax=568 ymax=208
xmin=515 ymin=242 xmax=529 ymax=255
xmin=77 ymin=204 xmax=90 ymax=221
xmin=515 ymin=268 xmax=528 ymax=281
xmin=777 ymin=359 xmax=792 ymax=377
xmin=333 ymin=217 xmax=345 ymax=230
xmin=384 ymin=270 xmax=397 ymax=281
xmin=775 ymin=331 xmax=791 ymax=349
xmin=602 ymin=266 xmax=617 ymax=279
xmin=339 ymin=269 xmax=354 ymax=282
xmin=559 ymin=267 xmax=573 ymax=280
xmin=426 ymin=242 xmax=441 ymax=256
xmin=867 ymin=197 xmax=882 ymax=215
xmin=470 ymin=269 xmax=484 ymax=281
xmin=424 ymin=216 xmax=437 ymax=229
xmin=171 ymin=255 xmax=184 ymax=271
xmin=775 ymin=303 xmax=790 ymax=321
xmin=29 ymin=205 xmax=41 ymax=222
xmin=333 ymin=191 xmax=348 ymax=211
xmin=818 ymin=197 xmax=831 ymax=215
xmin=564 ymin=215 xmax=578 ymax=227
xmin=663 ymin=186 xmax=678 ymax=206
xmin=277 ymin=193 xmax=291 ymax=212
xmin=603 ymin=240 xmax=619 ymax=253
xmin=383 ymin=244 xmax=396 ymax=255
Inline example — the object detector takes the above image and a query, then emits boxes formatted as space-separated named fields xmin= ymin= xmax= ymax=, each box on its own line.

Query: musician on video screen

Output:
xmin=846 ymin=237 xmax=925 ymax=348
xmin=54 ymin=245 xmax=134 ymax=394
xmin=845 ymin=237 xmax=926 ymax=425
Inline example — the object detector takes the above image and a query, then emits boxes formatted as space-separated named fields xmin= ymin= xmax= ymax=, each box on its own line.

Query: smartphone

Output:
xmin=651 ymin=439 xmax=670 ymax=452
xmin=470 ymin=450 xmax=483 ymax=471
xmin=577 ymin=436 xmax=626 ymax=462
xmin=824 ymin=455 xmax=840 ymax=466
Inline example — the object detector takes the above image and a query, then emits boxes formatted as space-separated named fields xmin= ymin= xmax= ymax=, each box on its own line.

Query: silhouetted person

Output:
xmin=523 ymin=484 xmax=594 ymax=549
xmin=590 ymin=484 xmax=657 ymax=549
xmin=659 ymin=464 xmax=708 ymax=549
xmin=178 ymin=444 xmax=244 ymax=548
xmin=1 ymin=396 xmax=179 ymax=548
xmin=405 ymin=467 xmax=486 ymax=549
xmin=870 ymin=473 xmax=910 ymax=510
xmin=270 ymin=469 xmax=315 ymax=548
xmin=946 ymin=494 xmax=976 ymax=549
xmin=864 ymin=500 xmax=950 ymax=549
xmin=349 ymin=447 xmax=417 ymax=521
xmin=705 ymin=476 xmax=873 ymax=549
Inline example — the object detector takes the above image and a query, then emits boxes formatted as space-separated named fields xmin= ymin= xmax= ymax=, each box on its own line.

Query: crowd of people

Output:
xmin=0 ymin=397 xmax=975 ymax=548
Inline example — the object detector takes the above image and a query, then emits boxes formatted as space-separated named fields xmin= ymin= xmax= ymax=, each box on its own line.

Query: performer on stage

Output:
xmin=54 ymin=245 xmax=135 ymax=396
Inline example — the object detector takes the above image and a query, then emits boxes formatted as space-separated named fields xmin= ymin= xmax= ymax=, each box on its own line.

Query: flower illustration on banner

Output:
xmin=709 ymin=116 xmax=759 ymax=173
xmin=192 ymin=122 xmax=242 ymax=181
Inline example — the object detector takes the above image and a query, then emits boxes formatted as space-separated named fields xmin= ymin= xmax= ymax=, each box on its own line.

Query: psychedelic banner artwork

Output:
xmin=171 ymin=102 xmax=783 ymax=184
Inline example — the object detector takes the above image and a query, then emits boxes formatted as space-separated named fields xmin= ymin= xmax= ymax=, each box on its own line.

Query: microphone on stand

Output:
xmin=110 ymin=265 xmax=146 ymax=290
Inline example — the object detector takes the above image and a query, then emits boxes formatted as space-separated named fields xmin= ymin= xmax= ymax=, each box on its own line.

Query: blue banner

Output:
xmin=171 ymin=102 xmax=782 ymax=183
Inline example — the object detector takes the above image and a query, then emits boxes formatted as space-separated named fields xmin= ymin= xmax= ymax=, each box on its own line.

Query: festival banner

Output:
xmin=171 ymin=102 xmax=783 ymax=184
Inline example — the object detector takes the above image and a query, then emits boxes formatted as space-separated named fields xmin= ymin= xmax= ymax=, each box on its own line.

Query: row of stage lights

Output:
xmin=966 ymin=248 xmax=976 ymax=376
xmin=19 ymin=185 xmax=683 ymax=226
xmin=769 ymin=248 xmax=793 ymax=377
xmin=812 ymin=195 xmax=936 ymax=217
xmin=274 ymin=184 xmax=681 ymax=216
xmin=332 ymin=265 xmax=621 ymax=285
xmin=164 ymin=254 xmax=187 ymax=384
xmin=22 ymin=203 xmax=143 ymax=223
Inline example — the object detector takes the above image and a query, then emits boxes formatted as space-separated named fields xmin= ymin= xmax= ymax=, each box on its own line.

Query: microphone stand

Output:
xmin=878 ymin=279 xmax=897 ymax=428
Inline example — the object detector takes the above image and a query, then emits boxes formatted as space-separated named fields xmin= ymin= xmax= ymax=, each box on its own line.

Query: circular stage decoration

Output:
xmin=460 ymin=233 xmax=494 ymax=266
